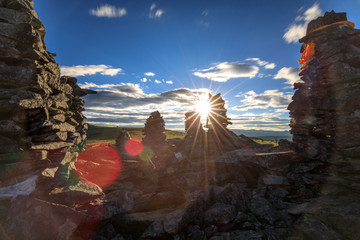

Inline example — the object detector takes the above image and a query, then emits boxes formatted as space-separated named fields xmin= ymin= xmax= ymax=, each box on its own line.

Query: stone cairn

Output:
xmin=289 ymin=11 xmax=360 ymax=160
xmin=0 ymin=0 xmax=95 ymax=176
xmin=115 ymin=128 xmax=131 ymax=149
xmin=142 ymin=111 xmax=169 ymax=163
xmin=179 ymin=93 xmax=262 ymax=159
xmin=181 ymin=109 xmax=205 ymax=158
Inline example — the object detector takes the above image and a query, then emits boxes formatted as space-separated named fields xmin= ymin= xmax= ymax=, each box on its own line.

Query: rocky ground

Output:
xmin=2 ymin=143 xmax=360 ymax=240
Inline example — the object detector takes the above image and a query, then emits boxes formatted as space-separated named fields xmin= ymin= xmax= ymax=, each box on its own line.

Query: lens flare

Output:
xmin=124 ymin=138 xmax=143 ymax=156
xmin=76 ymin=143 xmax=122 ymax=187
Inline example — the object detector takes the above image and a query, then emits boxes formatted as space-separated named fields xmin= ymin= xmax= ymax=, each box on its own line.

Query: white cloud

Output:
xmin=154 ymin=10 xmax=164 ymax=18
xmin=245 ymin=58 xmax=276 ymax=69
xmin=61 ymin=65 xmax=123 ymax=77
xmin=166 ymin=80 xmax=173 ymax=84
xmin=193 ymin=62 xmax=259 ymax=82
xmin=90 ymin=5 xmax=127 ymax=18
xmin=283 ymin=3 xmax=322 ymax=43
xmin=80 ymin=82 xmax=291 ymax=131
xmin=265 ymin=63 xmax=276 ymax=69
xmin=140 ymin=78 xmax=147 ymax=82
xmin=273 ymin=67 xmax=301 ymax=86
xmin=81 ymin=84 xmax=210 ymax=128
xmin=144 ymin=72 xmax=155 ymax=76
xmin=149 ymin=3 xmax=164 ymax=19
xmin=154 ymin=80 xmax=161 ymax=84
xmin=232 ymin=89 xmax=292 ymax=111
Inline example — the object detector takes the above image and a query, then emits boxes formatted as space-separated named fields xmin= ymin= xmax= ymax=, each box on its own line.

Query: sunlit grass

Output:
xmin=250 ymin=138 xmax=278 ymax=146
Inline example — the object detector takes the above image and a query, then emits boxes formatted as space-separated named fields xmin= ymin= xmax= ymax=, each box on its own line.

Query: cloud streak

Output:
xmin=193 ymin=62 xmax=259 ymax=82
xmin=61 ymin=65 xmax=123 ymax=77
xmin=283 ymin=3 xmax=322 ymax=43
xmin=246 ymin=58 xmax=276 ymax=69
xmin=229 ymin=112 xmax=290 ymax=131
xmin=144 ymin=72 xmax=155 ymax=76
xmin=90 ymin=5 xmax=127 ymax=18
xmin=233 ymin=90 xmax=292 ymax=111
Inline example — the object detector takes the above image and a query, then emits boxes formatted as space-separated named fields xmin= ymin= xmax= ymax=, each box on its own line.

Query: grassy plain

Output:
xmin=86 ymin=124 xmax=185 ymax=145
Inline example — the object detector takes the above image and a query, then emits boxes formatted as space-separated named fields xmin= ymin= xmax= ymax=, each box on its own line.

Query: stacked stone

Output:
xmin=142 ymin=111 xmax=167 ymax=151
xmin=206 ymin=93 xmax=232 ymax=130
xmin=288 ymin=11 xmax=360 ymax=160
xmin=0 ymin=0 xmax=95 ymax=163
xmin=185 ymin=110 xmax=203 ymax=134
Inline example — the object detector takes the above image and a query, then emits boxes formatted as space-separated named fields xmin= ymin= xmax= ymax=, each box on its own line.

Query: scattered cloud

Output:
xmin=283 ymin=3 xmax=322 ymax=43
xmin=197 ymin=9 xmax=210 ymax=27
xmin=144 ymin=72 xmax=155 ymax=76
xmin=273 ymin=67 xmax=301 ymax=86
xmin=140 ymin=78 xmax=147 ymax=83
xmin=80 ymin=82 xmax=291 ymax=131
xmin=149 ymin=3 xmax=164 ymax=19
xmin=257 ymin=73 xmax=273 ymax=78
xmin=90 ymin=4 xmax=127 ymax=18
xmin=202 ymin=9 xmax=209 ymax=16
xmin=166 ymin=80 xmax=173 ymax=84
xmin=154 ymin=80 xmax=161 ymax=84
xmin=233 ymin=89 xmax=292 ymax=111
xmin=80 ymin=83 xmax=210 ymax=128
xmin=193 ymin=62 xmax=259 ymax=82
xmin=196 ymin=20 xmax=210 ymax=28
xmin=79 ymin=82 xmax=144 ymax=97
xmin=245 ymin=58 xmax=276 ymax=69
xmin=61 ymin=64 xmax=123 ymax=77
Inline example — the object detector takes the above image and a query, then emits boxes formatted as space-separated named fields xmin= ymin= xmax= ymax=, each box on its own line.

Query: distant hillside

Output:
xmin=86 ymin=124 xmax=185 ymax=145
xmin=231 ymin=129 xmax=292 ymax=141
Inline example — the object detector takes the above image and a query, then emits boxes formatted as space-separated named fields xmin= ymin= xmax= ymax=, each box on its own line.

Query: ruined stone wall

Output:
xmin=288 ymin=11 xmax=360 ymax=160
xmin=0 ymin=0 xmax=94 ymax=163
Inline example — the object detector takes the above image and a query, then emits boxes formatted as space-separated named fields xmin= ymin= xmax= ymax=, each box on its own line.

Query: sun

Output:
xmin=194 ymin=94 xmax=211 ymax=124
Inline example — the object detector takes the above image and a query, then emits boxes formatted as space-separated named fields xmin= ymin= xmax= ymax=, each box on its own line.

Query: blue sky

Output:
xmin=34 ymin=0 xmax=360 ymax=131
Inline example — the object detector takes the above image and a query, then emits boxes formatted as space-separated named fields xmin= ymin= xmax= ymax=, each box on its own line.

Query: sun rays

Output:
xmin=194 ymin=94 xmax=211 ymax=125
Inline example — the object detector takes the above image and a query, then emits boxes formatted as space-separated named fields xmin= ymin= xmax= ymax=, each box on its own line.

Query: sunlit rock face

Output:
xmin=0 ymin=1 xmax=99 ymax=239
xmin=0 ymin=0 xmax=95 ymax=177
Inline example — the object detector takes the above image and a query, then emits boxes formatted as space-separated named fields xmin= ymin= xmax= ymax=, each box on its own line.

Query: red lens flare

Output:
xmin=76 ymin=143 xmax=122 ymax=187
xmin=124 ymin=138 xmax=143 ymax=156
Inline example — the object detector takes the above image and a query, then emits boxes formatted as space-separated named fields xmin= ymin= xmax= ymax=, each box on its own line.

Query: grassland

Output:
xmin=86 ymin=124 xmax=185 ymax=145
xmin=250 ymin=137 xmax=279 ymax=147
xmin=86 ymin=124 xmax=280 ymax=147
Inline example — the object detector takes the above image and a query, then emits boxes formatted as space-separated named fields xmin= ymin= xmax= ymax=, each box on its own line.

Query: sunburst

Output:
xmin=194 ymin=94 xmax=211 ymax=125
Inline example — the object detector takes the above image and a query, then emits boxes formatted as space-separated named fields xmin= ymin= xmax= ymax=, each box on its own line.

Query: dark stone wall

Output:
xmin=0 ymin=0 xmax=95 ymax=166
